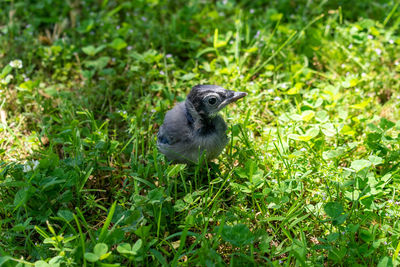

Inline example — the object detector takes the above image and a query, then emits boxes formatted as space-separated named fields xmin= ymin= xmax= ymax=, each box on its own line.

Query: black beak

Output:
xmin=215 ymin=90 xmax=247 ymax=113
xmin=228 ymin=91 xmax=247 ymax=103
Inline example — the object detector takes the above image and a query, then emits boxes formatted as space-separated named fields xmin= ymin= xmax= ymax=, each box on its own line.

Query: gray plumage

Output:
xmin=157 ymin=85 xmax=247 ymax=164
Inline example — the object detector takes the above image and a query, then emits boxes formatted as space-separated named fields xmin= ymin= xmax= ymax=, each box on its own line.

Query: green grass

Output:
xmin=1 ymin=0 xmax=400 ymax=266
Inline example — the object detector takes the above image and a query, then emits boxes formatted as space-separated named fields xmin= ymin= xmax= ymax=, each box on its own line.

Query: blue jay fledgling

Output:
xmin=157 ymin=85 xmax=247 ymax=164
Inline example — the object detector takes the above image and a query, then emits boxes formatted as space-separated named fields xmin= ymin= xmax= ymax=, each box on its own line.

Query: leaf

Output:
xmin=368 ymin=155 xmax=383 ymax=166
xmin=287 ymin=83 xmax=303 ymax=95
xmin=359 ymin=228 xmax=373 ymax=243
xmin=180 ymin=73 xmax=196 ymax=80
xmin=77 ymin=19 xmax=94 ymax=33
xmin=301 ymin=110 xmax=315 ymax=122
xmin=322 ymin=147 xmax=345 ymax=160
xmin=0 ymin=256 xmax=12 ymax=266
xmin=324 ymin=202 xmax=343 ymax=218
xmin=327 ymin=233 xmax=339 ymax=242
xmin=135 ymin=225 xmax=152 ymax=239
xmin=150 ymin=249 xmax=168 ymax=266
xmin=148 ymin=188 xmax=164 ymax=204
xmin=333 ymin=214 xmax=347 ymax=226
xmin=131 ymin=239 xmax=143 ymax=254
xmin=340 ymin=125 xmax=355 ymax=136
xmin=315 ymin=110 xmax=329 ymax=123
xmin=82 ymin=45 xmax=96 ymax=56
xmin=117 ymin=243 xmax=132 ymax=254
xmin=82 ymin=45 xmax=105 ymax=56
xmin=321 ymin=123 xmax=336 ymax=137
xmin=94 ymin=243 xmax=108 ymax=257
xmin=166 ymin=164 xmax=186 ymax=177
xmin=213 ymin=28 xmax=228 ymax=48
xmin=218 ymin=224 xmax=254 ymax=247
xmin=13 ymin=188 xmax=29 ymax=210
xmin=377 ymin=256 xmax=393 ymax=267
xmin=289 ymin=127 xmax=319 ymax=142
xmin=84 ymin=252 xmax=99 ymax=262
xmin=328 ymin=247 xmax=347 ymax=263
xmin=1 ymin=65 xmax=12 ymax=78
xmin=84 ymin=56 xmax=110 ymax=70
xmin=350 ymin=99 xmax=370 ymax=109
xmin=35 ymin=261 xmax=51 ymax=267
xmin=109 ymin=38 xmax=127 ymax=50
xmin=379 ymin=118 xmax=395 ymax=131
xmin=350 ymin=159 xmax=372 ymax=172
xmin=302 ymin=127 xmax=320 ymax=140
xmin=98 ymin=202 xmax=117 ymax=242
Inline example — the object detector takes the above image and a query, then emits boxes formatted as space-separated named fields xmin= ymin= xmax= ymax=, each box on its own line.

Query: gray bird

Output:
xmin=157 ymin=85 xmax=247 ymax=164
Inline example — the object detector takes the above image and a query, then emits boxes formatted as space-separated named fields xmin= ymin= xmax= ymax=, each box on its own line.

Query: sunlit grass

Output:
xmin=1 ymin=0 xmax=400 ymax=266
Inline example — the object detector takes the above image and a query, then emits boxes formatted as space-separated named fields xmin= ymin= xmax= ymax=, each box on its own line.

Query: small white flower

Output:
xmin=141 ymin=16 xmax=147 ymax=22
xmin=346 ymin=72 xmax=350 ymax=76
xmin=395 ymin=61 xmax=399 ymax=66
xmin=1 ymin=74 xmax=13 ymax=84
xmin=341 ymin=64 xmax=346 ymax=68
xmin=368 ymin=35 xmax=373 ymax=39
xmin=9 ymin=60 xmax=23 ymax=69
xmin=32 ymin=160 xmax=39 ymax=170
xmin=250 ymin=9 xmax=255 ymax=14
xmin=267 ymin=89 xmax=274 ymax=94
xmin=274 ymin=96 xmax=281 ymax=101
xmin=222 ymin=0 xmax=228 ymax=4
xmin=281 ymin=83 xmax=287 ymax=89
xmin=249 ymin=81 xmax=254 ymax=85
xmin=127 ymin=46 xmax=133 ymax=51
xmin=355 ymin=88 xmax=360 ymax=93
xmin=159 ymin=70 xmax=165 ymax=75
xmin=375 ymin=48 xmax=382 ymax=55
xmin=22 ymin=160 xmax=39 ymax=173
xmin=166 ymin=54 xmax=172 ymax=58
xmin=361 ymin=72 xmax=367 ymax=77
xmin=300 ymin=148 xmax=306 ymax=152
xmin=23 ymin=165 xmax=32 ymax=173
xmin=116 ymin=25 xmax=120 ymax=30
xmin=389 ymin=39 xmax=394 ymax=44
xmin=348 ymin=44 xmax=353 ymax=49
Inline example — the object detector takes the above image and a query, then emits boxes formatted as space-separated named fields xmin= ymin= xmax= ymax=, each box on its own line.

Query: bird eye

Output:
xmin=208 ymin=97 xmax=217 ymax=105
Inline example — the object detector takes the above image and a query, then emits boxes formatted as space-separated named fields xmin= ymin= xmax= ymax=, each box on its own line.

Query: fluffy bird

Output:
xmin=157 ymin=85 xmax=247 ymax=164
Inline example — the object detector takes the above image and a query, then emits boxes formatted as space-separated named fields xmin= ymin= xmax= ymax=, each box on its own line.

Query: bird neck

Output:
xmin=185 ymin=100 xmax=215 ymax=134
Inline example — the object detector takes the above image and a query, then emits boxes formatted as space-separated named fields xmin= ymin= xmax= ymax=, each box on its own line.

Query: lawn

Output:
xmin=1 ymin=0 xmax=400 ymax=266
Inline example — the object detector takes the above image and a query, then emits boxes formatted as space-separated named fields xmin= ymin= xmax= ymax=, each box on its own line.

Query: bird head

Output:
xmin=186 ymin=85 xmax=247 ymax=119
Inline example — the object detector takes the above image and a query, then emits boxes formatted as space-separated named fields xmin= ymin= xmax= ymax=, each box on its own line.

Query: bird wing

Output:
xmin=157 ymin=103 xmax=192 ymax=146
